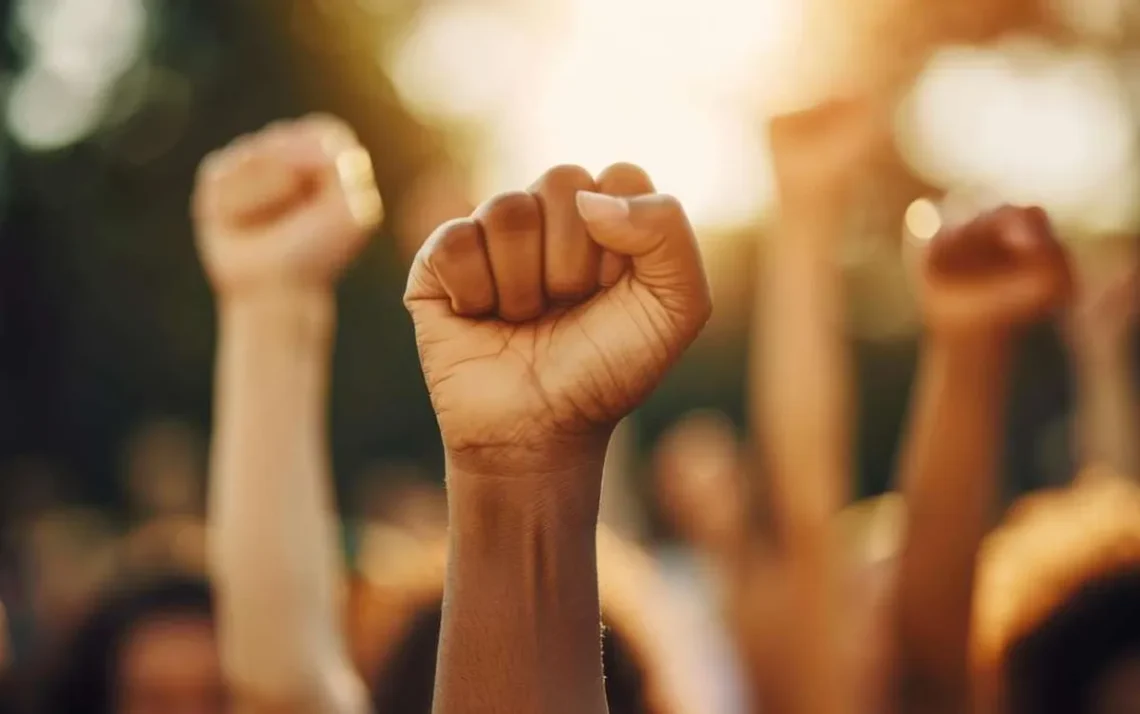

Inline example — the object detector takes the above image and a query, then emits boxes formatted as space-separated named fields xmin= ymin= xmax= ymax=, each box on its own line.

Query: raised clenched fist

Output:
xmin=769 ymin=97 xmax=887 ymax=206
xmin=192 ymin=115 xmax=382 ymax=298
xmin=404 ymin=164 xmax=712 ymax=470
xmin=920 ymin=205 xmax=1073 ymax=337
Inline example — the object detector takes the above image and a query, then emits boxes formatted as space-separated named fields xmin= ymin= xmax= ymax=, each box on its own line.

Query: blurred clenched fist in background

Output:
xmin=193 ymin=114 xmax=382 ymax=300
xmin=919 ymin=205 xmax=1072 ymax=338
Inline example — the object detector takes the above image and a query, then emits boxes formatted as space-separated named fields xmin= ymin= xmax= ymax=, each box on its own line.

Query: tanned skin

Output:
xmin=750 ymin=100 xmax=867 ymax=714
xmin=732 ymin=98 xmax=886 ymax=714
xmin=195 ymin=115 xmax=380 ymax=714
xmin=895 ymin=205 xmax=1072 ymax=712
xmin=404 ymin=163 xmax=712 ymax=714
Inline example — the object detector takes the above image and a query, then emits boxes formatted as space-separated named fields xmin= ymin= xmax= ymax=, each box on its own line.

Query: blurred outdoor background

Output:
xmin=0 ymin=0 xmax=1137 ymax=659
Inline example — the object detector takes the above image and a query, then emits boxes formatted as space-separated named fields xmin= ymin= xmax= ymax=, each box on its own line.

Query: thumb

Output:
xmin=576 ymin=190 xmax=711 ymax=321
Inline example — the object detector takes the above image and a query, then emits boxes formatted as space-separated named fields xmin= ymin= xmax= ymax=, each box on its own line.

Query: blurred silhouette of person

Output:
xmin=39 ymin=575 xmax=224 ymax=714
xmin=650 ymin=410 xmax=750 ymax=714
xmin=24 ymin=508 xmax=118 ymax=644
xmin=973 ymin=471 xmax=1140 ymax=714
xmin=353 ymin=464 xmax=446 ymax=540
xmin=121 ymin=419 xmax=207 ymax=522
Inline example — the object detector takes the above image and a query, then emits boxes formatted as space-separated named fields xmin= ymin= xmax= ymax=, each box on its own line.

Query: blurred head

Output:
xmin=43 ymin=575 xmax=224 ymax=714
xmin=354 ymin=463 xmax=446 ymax=539
xmin=973 ymin=471 xmax=1140 ymax=714
xmin=121 ymin=420 xmax=206 ymax=519
xmin=653 ymin=411 xmax=746 ymax=554
xmin=1006 ymin=568 xmax=1140 ymax=714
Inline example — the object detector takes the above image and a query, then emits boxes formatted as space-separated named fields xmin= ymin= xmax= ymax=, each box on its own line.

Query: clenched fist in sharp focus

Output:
xmin=404 ymin=164 xmax=712 ymax=474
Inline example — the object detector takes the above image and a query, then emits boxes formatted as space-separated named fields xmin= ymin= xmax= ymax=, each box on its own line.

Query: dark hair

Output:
xmin=38 ymin=575 xmax=214 ymax=714
xmin=1006 ymin=567 xmax=1140 ymax=714
xmin=371 ymin=600 xmax=650 ymax=714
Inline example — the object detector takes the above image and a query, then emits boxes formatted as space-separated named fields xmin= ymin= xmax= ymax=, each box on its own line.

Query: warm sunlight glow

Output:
xmin=389 ymin=0 xmax=806 ymax=230
xmin=388 ymin=6 xmax=536 ymax=122
xmin=898 ymin=40 xmax=1139 ymax=234
xmin=904 ymin=198 xmax=942 ymax=241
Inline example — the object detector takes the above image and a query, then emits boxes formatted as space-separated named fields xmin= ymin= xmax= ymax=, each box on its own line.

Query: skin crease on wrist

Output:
xmin=405 ymin=162 xmax=711 ymax=714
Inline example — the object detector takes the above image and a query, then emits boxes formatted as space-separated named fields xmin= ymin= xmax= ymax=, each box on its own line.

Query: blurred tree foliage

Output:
xmin=0 ymin=0 xmax=444 ymax=512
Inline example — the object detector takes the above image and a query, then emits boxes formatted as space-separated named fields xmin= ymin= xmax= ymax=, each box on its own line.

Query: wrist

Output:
xmin=926 ymin=326 xmax=1013 ymax=359
xmin=1073 ymin=336 xmax=1132 ymax=373
xmin=218 ymin=289 xmax=335 ymax=345
xmin=924 ymin=330 xmax=1013 ymax=386
xmin=446 ymin=448 xmax=607 ymax=547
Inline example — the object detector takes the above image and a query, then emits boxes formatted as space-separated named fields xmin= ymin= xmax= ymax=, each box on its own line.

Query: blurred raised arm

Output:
xmin=1066 ymin=241 xmax=1140 ymax=478
xmin=196 ymin=116 xmax=381 ymax=713
xmin=894 ymin=206 xmax=1071 ymax=710
xmin=747 ymin=100 xmax=880 ymax=714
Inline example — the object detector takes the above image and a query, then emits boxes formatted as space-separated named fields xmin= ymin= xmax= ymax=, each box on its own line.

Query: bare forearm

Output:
xmin=435 ymin=459 xmax=608 ymax=714
xmin=1073 ymin=345 xmax=1140 ymax=478
xmin=896 ymin=336 xmax=1009 ymax=697
xmin=756 ymin=214 xmax=852 ymax=537
xmin=208 ymin=292 xmax=362 ymax=709
xmin=752 ymin=213 xmax=852 ymax=714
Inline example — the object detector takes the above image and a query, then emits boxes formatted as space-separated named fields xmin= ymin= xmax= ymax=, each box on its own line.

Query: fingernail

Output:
xmin=576 ymin=191 xmax=630 ymax=224
xmin=336 ymin=147 xmax=375 ymax=189
xmin=347 ymin=187 xmax=384 ymax=229
xmin=319 ymin=125 xmax=353 ymax=157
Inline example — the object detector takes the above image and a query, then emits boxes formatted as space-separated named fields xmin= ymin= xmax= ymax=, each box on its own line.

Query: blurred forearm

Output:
xmin=751 ymin=207 xmax=853 ymax=714
xmin=755 ymin=211 xmax=852 ymax=538
xmin=895 ymin=335 xmax=1009 ymax=706
xmin=1072 ymin=341 xmax=1140 ymax=478
xmin=207 ymin=291 xmax=366 ymax=712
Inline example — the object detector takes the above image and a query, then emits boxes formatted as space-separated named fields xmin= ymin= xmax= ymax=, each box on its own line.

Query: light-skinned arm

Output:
xmin=195 ymin=115 xmax=381 ymax=713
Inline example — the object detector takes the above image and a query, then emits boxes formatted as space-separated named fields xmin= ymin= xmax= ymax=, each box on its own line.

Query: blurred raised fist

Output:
xmin=404 ymin=164 xmax=712 ymax=469
xmin=768 ymin=98 xmax=887 ymax=204
xmin=192 ymin=115 xmax=382 ymax=298
xmin=919 ymin=205 xmax=1072 ymax=337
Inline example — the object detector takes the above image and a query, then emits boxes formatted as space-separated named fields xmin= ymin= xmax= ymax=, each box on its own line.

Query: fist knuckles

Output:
xmin=192 ymin=115 xmax=381 ymax=295
xmin=921 ymin=204 xmax=1073 ymax=333
xmin=193 ymin=114 xmax=381 ymax=235
xmin=410 ymin=163 xmax=658 ymax=324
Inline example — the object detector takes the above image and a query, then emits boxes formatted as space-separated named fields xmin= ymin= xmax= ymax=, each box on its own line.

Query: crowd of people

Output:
xmin=0 ymin=87 xmax=1137 ymax=714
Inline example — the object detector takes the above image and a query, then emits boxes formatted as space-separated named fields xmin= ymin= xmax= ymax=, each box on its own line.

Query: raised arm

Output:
xmin=894 ymin=206 xmax=1071 ymax=709
xmin=403 ymin=163 xmax=711 ymax=714
xmin=1066 ymin=242 xmax=1140 ymax=478
xmin=745 ymin=100 xmax=879 ymax=714
xmin=195 ymin=116 xmax=381 ymax=713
